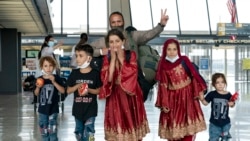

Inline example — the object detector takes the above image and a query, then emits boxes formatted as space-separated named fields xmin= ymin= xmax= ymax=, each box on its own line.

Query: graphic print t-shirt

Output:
xmin=67 ymin=69 xmax=102 ymax=121
xmin=37 ymin=75 xmax=64 ymax=115
xmin=205 ymin=90 xmax=232 ymax=127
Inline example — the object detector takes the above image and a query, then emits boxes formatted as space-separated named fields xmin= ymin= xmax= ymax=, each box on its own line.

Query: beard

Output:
xmin=111 ymin=25 xmax=124 ymax=32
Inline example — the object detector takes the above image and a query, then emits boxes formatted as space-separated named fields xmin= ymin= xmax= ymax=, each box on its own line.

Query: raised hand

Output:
xmin=160 ymin=9 xmax=169 ymax=26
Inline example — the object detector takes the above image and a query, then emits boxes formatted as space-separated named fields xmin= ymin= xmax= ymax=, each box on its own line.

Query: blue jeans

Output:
xmin=209 ymin=123 xmax=231 ymax=141
xmin=74 ymin=117 xmax=95 ymax=141
xmin=39 ymin=113 xmax=58 ymax=141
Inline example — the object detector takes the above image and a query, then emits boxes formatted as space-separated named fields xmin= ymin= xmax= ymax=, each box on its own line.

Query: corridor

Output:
xmin=0 ymin=86 xmax=249 ymax=141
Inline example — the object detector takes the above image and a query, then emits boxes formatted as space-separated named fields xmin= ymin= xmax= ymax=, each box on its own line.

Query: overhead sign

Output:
xmin=178 ymin=39 xmax=250 ymax=44
xmin=217 ymin=23 xmax=250 ymax=36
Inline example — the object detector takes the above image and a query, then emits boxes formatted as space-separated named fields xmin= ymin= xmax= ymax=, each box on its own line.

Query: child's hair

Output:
xmin=39 ymin=56 xmax=57 ymax=69
xmin=105 ymin=29 xmax=125 ymax=44
xmin=75 ymin=44 xmax=94 ymax=57
xmin=211 ymin=73 xmax=227 ymax=87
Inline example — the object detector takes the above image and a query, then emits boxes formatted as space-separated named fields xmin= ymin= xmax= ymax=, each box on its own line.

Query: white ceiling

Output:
xmin=0 ymin=0 xmax=53 ymax=36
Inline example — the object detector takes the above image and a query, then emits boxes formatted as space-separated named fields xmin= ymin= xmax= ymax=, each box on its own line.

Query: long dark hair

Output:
xmin=38 ymin=35 xmax=53 ymax=59
xmin=105 ymin=29 xmax=125 ymax=45
xmin=75 ymin=33 xmax=88 ymax=49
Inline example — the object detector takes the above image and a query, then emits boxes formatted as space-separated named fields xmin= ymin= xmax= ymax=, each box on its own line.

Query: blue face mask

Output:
xmin=48 ymin=41 xmax=55 ymax=47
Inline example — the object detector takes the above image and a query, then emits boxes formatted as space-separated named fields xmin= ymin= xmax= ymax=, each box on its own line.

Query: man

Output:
xmin=91 ymin=9 xmax=169 ymax=57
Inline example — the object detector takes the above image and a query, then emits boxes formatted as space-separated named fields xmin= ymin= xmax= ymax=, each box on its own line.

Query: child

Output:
xmin=200 ymin=73 xmax=236 ymax=141
xmin=155 ymin=38 xmax=207 ymax=141
xmin=66 ymin=44 xmax=102 ymax=141
xmin=34 ymin=56 xmax=66 ymax=141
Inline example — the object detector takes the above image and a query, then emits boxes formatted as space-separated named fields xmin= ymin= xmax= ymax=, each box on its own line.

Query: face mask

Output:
xmin=41 ymin=70 xmax=49 ymax=75
xmin=48 ymin=41 xmax=55 ymax=47
xmin=78 ymin=56 xmax=90 ymax=69
xmin=165 ymin=55 xmax=179 ymax=63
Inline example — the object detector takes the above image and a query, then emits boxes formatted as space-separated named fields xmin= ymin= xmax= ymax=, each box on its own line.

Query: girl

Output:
xmin=99 ymin=29 xmax=150 ymax=141
xmin=34 ymin=56 xmax=65 ymax=141
xmin=200 ymin=73 xmax=235 ymax=141
xmin=155 ymin=38 xmax=207 ymax=141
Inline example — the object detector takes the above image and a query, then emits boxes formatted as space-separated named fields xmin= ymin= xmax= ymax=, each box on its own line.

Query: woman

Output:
xmin=99 ymin=29 xmax=150 ymax=141
xmin=155 ymin=39 xmax=207 ymax=141
xmin=38 ymin=35 xmax=63 ymax=59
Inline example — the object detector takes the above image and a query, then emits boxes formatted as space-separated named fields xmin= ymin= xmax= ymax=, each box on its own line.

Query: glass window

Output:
xmin=151 ymin=0 xmax=179 ymax=34
xmin=130 ymin=0 xmax=152 ymax=30
xmin=208 ymin=0 xmax=232 ymax=33
xmin=51 ymin=0 xmax=87 ymax=34
xmin=51 ymin=0 xmax=61 ymax=33
xmin=236 ymin=0 xmax=250 ymax=23
xmin=178 ymin=0 xmax=209 ymax=34
xmin=89 ymin=0 xmax=108 ymax=34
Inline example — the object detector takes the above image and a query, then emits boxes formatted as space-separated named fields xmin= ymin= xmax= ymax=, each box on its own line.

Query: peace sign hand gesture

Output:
xmin=160 ymin=9 xmax=169 ymax=26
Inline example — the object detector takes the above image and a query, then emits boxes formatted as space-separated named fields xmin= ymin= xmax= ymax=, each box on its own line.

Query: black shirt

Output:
xmin=205 ymin=90 xmax=232 ymax=127
xmin=67 ymin=69 xmax=102 ymax=121
xmin=37 ymin=75 xmax=65 ymax=115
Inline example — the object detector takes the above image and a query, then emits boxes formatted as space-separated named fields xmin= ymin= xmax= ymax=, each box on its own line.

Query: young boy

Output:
xmin=66 ymin=44 xmax=102 ymax=141
xmin=34 ymin=56 xmax=65 ymax=141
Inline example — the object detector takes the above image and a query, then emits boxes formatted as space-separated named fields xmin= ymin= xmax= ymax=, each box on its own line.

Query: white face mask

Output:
xmin=48 ymin=41 xmax=55 ymax=47
xmin=41 ymin=70 xmax=49 ymax=75
xmin=165 ymin=55 xmax=179 ymax=63
xmin=78 ymin=56 xmax=90 ymax=69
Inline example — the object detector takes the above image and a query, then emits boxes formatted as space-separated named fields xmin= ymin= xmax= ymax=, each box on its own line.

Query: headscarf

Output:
xmin=156 ymin=38 xmax=206 ymax=87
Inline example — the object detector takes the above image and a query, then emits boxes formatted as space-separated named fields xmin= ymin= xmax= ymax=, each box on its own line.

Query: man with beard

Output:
xmin=91 ymin=9 xmax=169 ymax=57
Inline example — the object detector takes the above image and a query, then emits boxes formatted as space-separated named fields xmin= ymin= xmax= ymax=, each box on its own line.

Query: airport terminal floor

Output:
xmin=0 ymin=83 xmax=250 ymax=141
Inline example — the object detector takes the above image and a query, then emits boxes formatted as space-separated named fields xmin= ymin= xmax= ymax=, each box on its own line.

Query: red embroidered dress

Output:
xmin=155 ymin=39 xmax=207 ymax=140
xmin=99 ymin=51 xmax=149 ymax=141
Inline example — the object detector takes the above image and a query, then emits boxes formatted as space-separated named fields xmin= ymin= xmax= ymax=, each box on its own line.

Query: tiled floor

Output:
xmin=0 ymin=84 xmax=250 ymax=141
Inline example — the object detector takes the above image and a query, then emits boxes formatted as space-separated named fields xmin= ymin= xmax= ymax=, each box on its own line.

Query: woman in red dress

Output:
xmin=155 ymin=39 xmax=207 ymax=141
xmin=99 ymin=29 xmax=150 ymax=141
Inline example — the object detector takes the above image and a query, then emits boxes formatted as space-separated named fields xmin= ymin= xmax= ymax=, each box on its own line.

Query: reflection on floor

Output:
xmin=0 ymin=85 xmax=250 ymax=141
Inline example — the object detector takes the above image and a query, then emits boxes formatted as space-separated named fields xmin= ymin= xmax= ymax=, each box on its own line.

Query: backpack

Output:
xmin=181 ymin=60 xmax=208 ymax=94
xmin=23 ymin=75 xmax=36 ymax=91
xmin=126 ymin=30 xmax=160 ymax=102
xmin=126 ymin=30 xmax=160 ymax=86
xmin=90 ymin=56 xmax=104 ymax=71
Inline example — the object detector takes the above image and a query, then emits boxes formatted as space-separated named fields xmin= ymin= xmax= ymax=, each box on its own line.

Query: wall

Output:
xmin=0 ymin=29 xmax=21 ymax=94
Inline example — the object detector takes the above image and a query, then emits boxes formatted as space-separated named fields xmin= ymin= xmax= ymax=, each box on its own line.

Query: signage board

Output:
xmin=217 ymin=23 xmax=250 ymax=36
xmin=199 ymin=58 xmax=209 ymax=70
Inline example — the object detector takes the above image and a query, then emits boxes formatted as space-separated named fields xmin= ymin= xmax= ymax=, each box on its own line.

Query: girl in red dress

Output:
xmin=155 ymin=39 xmax=207 ymax=141
xmin=99 ymin=29 xmax=150 ymax=141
